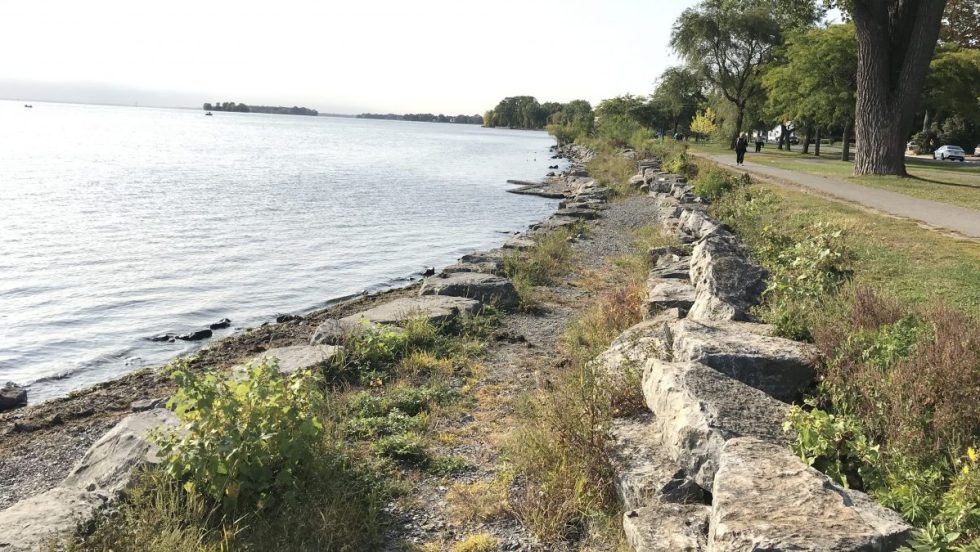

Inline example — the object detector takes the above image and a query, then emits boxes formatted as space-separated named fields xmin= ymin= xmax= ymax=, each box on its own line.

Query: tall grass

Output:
xmin=505 ymin=227 xmax=668 ymax=547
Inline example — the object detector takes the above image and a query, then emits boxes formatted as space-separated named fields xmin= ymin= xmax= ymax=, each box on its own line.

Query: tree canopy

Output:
xmin=671 ymin=0 xmax=783 ymax=147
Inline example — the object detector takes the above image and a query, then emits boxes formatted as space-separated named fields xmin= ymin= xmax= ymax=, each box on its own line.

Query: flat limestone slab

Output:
xmin=0 ymin=409 xmax=178 ymax=551
xmin=710 ymin=437 xmax=911 ymax=551
xmin=341 ymin=295 xmax=480 ymax=326
xmin=668 ymin=318 xmax=815 ymax=402
xmin=503 ymin=235 xmax=536 ymax=250
xmin=642 ymin=359 xmax=789 ymax=490
xmin=609 ymin=414 xmax=706 ymax=510
xmin=645 ymin=278 xmax=696 ymax=317
xmin=624 ymin=503 xmax=710 ymax=552
xmin=419 ymin=271 xmax=519 ymax=310
xmin=239 ymin=345 xmax=342 ymax=375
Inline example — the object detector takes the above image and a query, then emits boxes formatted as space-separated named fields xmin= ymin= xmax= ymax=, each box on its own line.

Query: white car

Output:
xmin=934 ymin=145 xmax=966 ymax=161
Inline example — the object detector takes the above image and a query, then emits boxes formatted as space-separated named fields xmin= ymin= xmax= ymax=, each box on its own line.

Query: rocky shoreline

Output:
xmin=0 ymin=144 xmax=592 ymax=514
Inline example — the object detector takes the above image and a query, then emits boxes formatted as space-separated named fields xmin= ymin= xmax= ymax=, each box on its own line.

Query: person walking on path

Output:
xmin=735 ymin=132 xmax=749 ymax=165
xmin=755 ymin=135 xmax=764 ymax=153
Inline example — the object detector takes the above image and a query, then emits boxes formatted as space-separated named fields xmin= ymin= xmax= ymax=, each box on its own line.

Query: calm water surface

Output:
xmin=0 ymin=101 xmax=559 ymax=402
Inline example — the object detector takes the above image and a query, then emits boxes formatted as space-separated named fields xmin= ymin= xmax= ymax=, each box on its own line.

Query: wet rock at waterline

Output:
xmin=209 ymin=318 xmax=231 ymax=330
xmin=176 ymin=329 xmax=212 ymax=341
xmin=0 ymin=382 xmax=28 ymax=412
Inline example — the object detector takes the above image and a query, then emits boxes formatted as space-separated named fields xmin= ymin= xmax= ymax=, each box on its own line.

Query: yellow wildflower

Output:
xmin=967 ymin=447 xmax=977 ymax=464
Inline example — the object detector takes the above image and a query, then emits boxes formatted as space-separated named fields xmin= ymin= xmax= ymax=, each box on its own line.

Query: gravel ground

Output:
xmin=382 ymin=194 xmax=663 ymax=550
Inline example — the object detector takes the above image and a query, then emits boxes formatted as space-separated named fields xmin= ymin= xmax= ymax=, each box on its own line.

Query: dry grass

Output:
xmin=451 ymin=533 xmax=499 ymax=552
xmin=446 ymin=480 xmax=511 ymax=524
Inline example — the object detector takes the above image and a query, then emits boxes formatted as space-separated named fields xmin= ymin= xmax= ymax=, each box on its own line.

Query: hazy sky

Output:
xmin=0 ymin=0 xmax=700 ymax=113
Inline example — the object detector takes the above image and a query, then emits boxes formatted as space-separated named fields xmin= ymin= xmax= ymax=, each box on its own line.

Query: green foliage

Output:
xmin=372 ymin=432 xmax=429 ymax=465
xmin=343 ymin=385 xmax=450 ymax=439
xmin=755 ymin=223 xmax=853 ymax=340
xmin=503 ymin=227 xmax=580 ymax=310
xmin=762 ymin=24 xmax=857 ymax=137
xmin=689 ymin=107 xmax=717 ymax=140
xmin=785 ymin=401 xmax=883 ymax=490
xmin=156 ymin=359 xmax=324 ymax=515
xmin=691 ymin=167 xmax=745 ymax=200
xmin=652 ymin=65 xmax=707 ymax=134
xmin=651 ymin=142 xmax=698 ymax=179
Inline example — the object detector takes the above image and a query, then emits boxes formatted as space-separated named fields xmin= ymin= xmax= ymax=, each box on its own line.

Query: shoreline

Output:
xmin=0 ymin=143 xmax=592 ymax=510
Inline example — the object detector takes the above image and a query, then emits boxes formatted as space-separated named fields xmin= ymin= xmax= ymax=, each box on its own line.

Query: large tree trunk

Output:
xmin=815 ymin=127 xmax=822 ymax=157
xmin=841 ymin=120 xmax=851 ymax=162
xmin=729 ymin=106 xmax=745 ymax=150
xmin=778 ymin=123 xmax=786 ymax=150
xmin=852 ymin=0 xmax=947 ymax=176
xmin=803 ymin=126 xmax=813 ymax=154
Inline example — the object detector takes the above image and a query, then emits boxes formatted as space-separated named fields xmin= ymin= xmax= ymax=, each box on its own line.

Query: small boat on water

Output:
xmin=205 ymin=111 xmax=212 ymax=116
xmin=24 ymin=104 xmax=32 ymax=108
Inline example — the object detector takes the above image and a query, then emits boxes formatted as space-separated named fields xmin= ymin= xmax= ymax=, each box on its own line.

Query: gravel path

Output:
xmin=383 ymin=195 xmax=662 ymax=550
xmin=698 ymin=152 xmax=980 ymax=239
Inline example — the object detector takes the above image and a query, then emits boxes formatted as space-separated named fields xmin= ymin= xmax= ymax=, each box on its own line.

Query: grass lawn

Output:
xmin=690 ymin=141 xmax=980 ymax=211
xmin=710 ymin=170 xmax=980 ymax=315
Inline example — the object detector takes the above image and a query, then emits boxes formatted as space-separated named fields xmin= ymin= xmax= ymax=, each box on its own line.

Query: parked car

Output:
xmin=974 ymin=144 xmax=980 ymax=157
xmin=934 ymin=145 xmax=966 ymax=161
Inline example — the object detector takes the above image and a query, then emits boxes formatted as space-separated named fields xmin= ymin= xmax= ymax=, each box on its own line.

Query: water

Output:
xmin=0 ymin=101 xmax=560 ymax=403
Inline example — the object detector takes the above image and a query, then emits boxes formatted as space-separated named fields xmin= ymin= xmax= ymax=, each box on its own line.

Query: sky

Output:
xmin=0 ymin=0 xmax=701 ymax=114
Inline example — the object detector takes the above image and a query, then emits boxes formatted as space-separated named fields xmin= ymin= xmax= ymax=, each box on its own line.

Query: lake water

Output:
xmin=0 ymin=101 xmax=559 ymax=403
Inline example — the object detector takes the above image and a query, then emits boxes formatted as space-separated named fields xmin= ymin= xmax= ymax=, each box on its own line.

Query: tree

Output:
xmin=832 ymin=0 xmax=948 ymax=176
xmin=689 ymin=107 xmax=718 ymax=140
xmin=940 ymin=0 xmax=980 ymax=48
xmin=652 ymin=66 xmax=706 ymax=135
xmin=921 ymin=47 xmax=980 ymax=125
xmin=671 ymin=1 xmax=782 ymax=149
xmin=763 ymin=24 xmax=859 ymax=161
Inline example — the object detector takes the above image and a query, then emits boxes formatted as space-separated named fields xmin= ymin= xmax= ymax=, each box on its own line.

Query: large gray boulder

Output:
xmin=642 ymin=359 xmax=789 ymax=490
xmin=442 ymin=250 xmax=506 ymax=276
xmin=237 ymin=345 xmax=342 ymax=375
xmin=310 ymin=317 xmax=378 ymax=345
xmin=341 ymin=295 xmax=480 ymax=326
xmin=0 ymin=409 xmax=178 ymax=551
xmin=595 ymin=311 xmax=679 ymax=388
xmin=709 ymin=438 xmax=912 ymax=551
xmin=420 ymin=271 xmax=519 ymax=310
xmin=503 ymin=235 xmax=536 ymax=250
xmin=668 ymin=318 xmax=815 ymax=402
xmin=0 ymin=382 xmax=27 ymax=412
xmin=609 ymin=414 xmax=706 ymax=510
xmin=688 ymin=232 xmax=768 ymax=322
xmin=645 ymin=278 xmax=696 ymax=317
xmin=624 ymin=503 xmax=710 ymax=552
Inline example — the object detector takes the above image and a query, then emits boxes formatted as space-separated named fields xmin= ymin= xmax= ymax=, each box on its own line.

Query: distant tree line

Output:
xmin=202 ymin=102 xmax=319 ymax=116
xmin=481 ymin=97 xmax=595 ymax=144
xmin=356 ymin=113 xmax=483 ymax=124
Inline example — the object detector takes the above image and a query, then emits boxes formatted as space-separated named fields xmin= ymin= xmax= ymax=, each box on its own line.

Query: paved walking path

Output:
xmin=697 ymin=153 xmax=980 ymax=239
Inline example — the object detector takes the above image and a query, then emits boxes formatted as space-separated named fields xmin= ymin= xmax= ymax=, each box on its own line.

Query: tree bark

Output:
xmin=852 ymin=0 xmax=947 ymax=176
xmin=778 ymin=123 xmax=786 ymax=150
xmin=729 ymin=105 xmax=746 ymax=150
xmin=815 ymin=127 xmax=822 ymax=157
xmin=841 ymin=120 xmax=851 ymax=162
xmin=803 ymin=126 xmax=813 ymax=154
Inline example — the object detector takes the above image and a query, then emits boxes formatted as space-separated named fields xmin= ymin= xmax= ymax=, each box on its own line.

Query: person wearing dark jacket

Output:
xmin=735 ymin=133 xmax=749 ymax=165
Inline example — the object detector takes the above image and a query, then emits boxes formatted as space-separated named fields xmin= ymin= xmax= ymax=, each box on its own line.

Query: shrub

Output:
xmin=156 ymin=359 xmax=324 ymax=515
xmin=372 ymin=432 xmax=429 ymax=465
xmin=785 ymin=401 xmax=883 ymax=491
xmin=755 ymin=223 xmax=853 ymax=340
xmin=651 ymin=142 xmax=698 ymax=179
xmin=504 ymin=227 xmax=580 ymax=310
xmin=691 ymin=168 xmax=747 ymax=201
